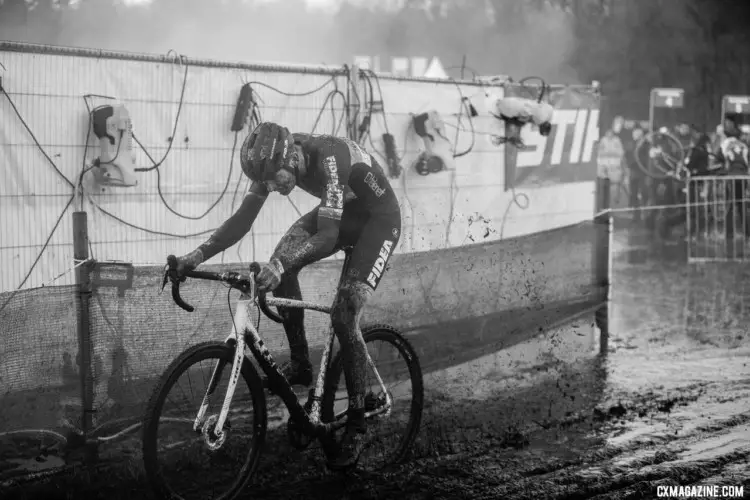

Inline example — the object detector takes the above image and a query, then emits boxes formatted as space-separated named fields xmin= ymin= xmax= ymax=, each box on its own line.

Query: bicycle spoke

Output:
xmin=322 ymin=327 xmax=423 ymax=472
xmin=143 ymin=343 xmax=265 ymax=500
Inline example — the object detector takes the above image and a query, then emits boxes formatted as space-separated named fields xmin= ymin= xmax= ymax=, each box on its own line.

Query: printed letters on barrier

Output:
xmin=504 ymin=86 xmax=600 ymax=190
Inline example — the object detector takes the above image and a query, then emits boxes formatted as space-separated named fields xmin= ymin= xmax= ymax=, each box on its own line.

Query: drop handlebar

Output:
xmin=162 ymin=255 xmax=284 ymax=324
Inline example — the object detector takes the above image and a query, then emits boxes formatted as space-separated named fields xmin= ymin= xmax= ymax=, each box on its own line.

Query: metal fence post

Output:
xmin=347 ymin=63 xmax=361 ymax=142
xmin=594 ymin=177 xmax=611 ymax=355
xmin=73 ymin=210 xmax=97 ymax=462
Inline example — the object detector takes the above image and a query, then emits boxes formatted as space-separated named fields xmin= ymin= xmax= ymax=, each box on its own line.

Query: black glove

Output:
xmin=174 ymin=249 xmax=204 ymax=274
xmin=256 ymin=257 xmax=284 ymax=291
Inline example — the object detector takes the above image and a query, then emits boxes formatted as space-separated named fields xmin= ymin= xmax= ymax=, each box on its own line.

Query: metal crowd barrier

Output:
xmin=686 ymin=175 xmax=750 ymax=262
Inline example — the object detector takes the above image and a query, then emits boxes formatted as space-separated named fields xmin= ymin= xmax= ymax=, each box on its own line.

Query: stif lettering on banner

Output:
xmin=516 ymin=108 xmax=600 ymax=168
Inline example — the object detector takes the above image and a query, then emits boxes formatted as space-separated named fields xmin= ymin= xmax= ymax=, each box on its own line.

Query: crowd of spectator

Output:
xmin=596 ymin=113 xmax=750 ymax=239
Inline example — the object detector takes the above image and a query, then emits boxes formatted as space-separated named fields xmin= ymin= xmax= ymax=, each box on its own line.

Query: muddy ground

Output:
xmin=3 ymin=230 xmax=750 ymax=500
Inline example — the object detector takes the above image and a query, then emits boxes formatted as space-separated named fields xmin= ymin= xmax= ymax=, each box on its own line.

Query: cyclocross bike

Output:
xmin=142 ymin=250 xmax=424 ymax=500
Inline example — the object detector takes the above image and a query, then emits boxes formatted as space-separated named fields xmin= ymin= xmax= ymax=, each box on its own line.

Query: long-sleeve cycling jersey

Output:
xmin=198 ymin=134 xmax=399 ymax=266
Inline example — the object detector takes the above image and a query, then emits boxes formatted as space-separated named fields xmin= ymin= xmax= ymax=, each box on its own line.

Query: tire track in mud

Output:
xmin=239 ymin=378 xmax=750 ymax=500
xmin=5 ymin=322 xmax=748 ymax=500
xmin=4 ymin=374 xmax=748 ymax=499
xmin=388 ymin=381 xmax=750 ymax=500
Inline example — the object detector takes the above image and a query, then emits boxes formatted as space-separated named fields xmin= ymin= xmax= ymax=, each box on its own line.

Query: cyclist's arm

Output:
xmin=198 ymin=182 xmax=268 ymax=261
xmin=273 ymin=157 xmax=344 ymax=271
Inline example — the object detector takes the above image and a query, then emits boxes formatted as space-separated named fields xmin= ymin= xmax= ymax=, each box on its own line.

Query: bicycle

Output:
xmin=142 ymin=250 xmax=424 ymax=500
xmin=634 ymin=128 xmax=687 ymax=180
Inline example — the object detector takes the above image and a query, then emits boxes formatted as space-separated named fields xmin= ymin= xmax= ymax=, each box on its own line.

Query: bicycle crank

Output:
xmin=287 ymin=395 xmax=315 ymax=450
xmin=286 ymin=418 xmax=314 ymax=450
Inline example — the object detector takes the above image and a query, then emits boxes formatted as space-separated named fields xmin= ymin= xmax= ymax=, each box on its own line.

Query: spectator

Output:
xmin=714 ymin=114 xmax=750 ymax=241
xmin=741 ymin=124 xmax=750 ymax=145
xmin=685 ymin=132 xmax=712 ymax=177
xmin=674 ymin=123 xmax=693 ymax=149
xmin=627 ymin=126 xmax=649 ymax=221
xmin=723 ymin=112 xmax=742 ymax=139
xmin=685 ymin=132 xmax=712 ymax=238
xmin=597 ymin=128 xmax=626 ymax=205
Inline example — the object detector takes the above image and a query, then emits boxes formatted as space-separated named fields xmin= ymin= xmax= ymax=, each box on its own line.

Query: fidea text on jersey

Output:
xmin=516 ymin=108 xmax=600 ymax=168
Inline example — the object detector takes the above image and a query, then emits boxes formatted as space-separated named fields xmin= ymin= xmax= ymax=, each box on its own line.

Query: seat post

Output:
xmin=337 ymin=247 xmax=353 ymax=287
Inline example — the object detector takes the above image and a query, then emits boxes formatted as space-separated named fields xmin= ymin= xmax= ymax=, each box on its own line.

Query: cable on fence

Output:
xmin=357 ymin=70 xmax=419 ymax=246
xmin=40 ymin=258 xmax=94 ymax=288
xmin=133 ymin=54 xmax=188 ymax=173
xmin=0 ymin=60 xmax=353 ymax=456
xmin=0 ymin=194 xmax=75 ymax=315
xmin=1 ymin=86 xmax=75 ymax=188
xmin=357 ymin=68 xmax=488 ymax=248
xmin=85 ymin=68 xmax=345 ymax=239
xmin=0 ymin=79 xmax=85 ymax=306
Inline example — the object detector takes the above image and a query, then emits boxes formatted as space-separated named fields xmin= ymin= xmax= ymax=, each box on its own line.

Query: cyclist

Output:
xmin=172 ymin=122 xmax=402 ymax=469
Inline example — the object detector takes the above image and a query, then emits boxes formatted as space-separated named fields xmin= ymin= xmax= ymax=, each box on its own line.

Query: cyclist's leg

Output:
xmin=270 ymin=208 xmax=324 ymax=384
xmin=328 ymin=209 xmax=401 ymax=468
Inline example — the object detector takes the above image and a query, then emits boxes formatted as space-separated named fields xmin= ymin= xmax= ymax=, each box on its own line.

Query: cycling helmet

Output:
xmin=240 ymin=122 xmax=296 ymax=181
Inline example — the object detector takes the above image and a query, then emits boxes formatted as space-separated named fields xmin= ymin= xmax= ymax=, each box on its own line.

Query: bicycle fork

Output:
xmin=193 ymin=295 xmax=252 ymax=441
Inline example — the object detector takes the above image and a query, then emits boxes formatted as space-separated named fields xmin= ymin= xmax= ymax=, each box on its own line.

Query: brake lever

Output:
xmin=160 ymin=265 xmax=170 ymax=293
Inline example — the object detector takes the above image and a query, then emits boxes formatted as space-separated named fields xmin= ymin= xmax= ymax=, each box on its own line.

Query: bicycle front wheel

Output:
xmin=321 ymin=324 xmax=424 ymax=471
xmin=142 ymin=341 xmax=267 ymax=500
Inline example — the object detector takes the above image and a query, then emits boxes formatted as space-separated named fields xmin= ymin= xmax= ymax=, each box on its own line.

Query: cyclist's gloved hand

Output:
xmin=174 ymin=249 xmax=204 ymax=274
xmin=257 ymin=257 xmax=284 ymax=291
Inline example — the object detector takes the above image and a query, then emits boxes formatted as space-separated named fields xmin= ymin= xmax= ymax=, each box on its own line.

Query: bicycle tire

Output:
xmin=635 ymin=131 xmax=686 ymax=180
xmin=142 ymin=341 xmax=267 ymax=500
xmin=320 ymin=324 xmax=424 ymax=470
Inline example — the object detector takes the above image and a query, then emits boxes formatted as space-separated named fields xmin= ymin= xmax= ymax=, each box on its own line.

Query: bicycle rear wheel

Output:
xmin=142 ymin=341 xmax=267 ymax=500
xmin=321 ymin=324 xmax=424 ymax=471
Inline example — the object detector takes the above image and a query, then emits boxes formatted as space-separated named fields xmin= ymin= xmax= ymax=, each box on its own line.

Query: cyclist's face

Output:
xmin=264 ymin=168 xmax=295 ymax=196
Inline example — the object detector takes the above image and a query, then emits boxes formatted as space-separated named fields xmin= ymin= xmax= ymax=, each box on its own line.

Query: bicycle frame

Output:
xmin=194 ymin=260 xmax=392 ymax=442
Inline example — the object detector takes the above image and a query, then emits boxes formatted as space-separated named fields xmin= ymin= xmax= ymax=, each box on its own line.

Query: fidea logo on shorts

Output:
xmin=516 ymin=108 xmax=600 ymax=168
xmin=367 ymin=240 xmax=393 ymax=288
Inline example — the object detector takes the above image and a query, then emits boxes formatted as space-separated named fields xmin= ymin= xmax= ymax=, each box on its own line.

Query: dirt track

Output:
xmin=4 ymin=238 xmax=750 ymax=499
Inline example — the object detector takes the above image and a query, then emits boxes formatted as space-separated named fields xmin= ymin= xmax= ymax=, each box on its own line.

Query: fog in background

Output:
xmin=0 ymin=0 xmax=580 ymax=83
xmin=4 ymin=0 xmax=750 ymax=124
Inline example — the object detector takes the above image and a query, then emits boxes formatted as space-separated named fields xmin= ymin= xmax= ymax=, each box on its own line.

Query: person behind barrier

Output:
xmin=492 ymin=96 xmax=553 ymax=148
xmin=171 ymin=123 xmax=402 ymax=469
xmin=658 ymin=126 xmax=707 ymax=241
xmin=714 ymin=114 xmax=750 ymax=239
xmin=597 ymin=128 xmax=626 ymax=205
xmin=627 ymin=126 xmax=650 ymax=222
xmin=715 ymin=113 xmax=749 ymax=173
xmin=725 ymin=113 xmax=742 ymax=138
xmin=684 ymin=131 xmax=713 ymax=238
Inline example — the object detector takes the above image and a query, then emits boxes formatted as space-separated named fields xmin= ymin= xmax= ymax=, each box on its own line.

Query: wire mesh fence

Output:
xmin=0 ymin=218 xmax=605 ymax=482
